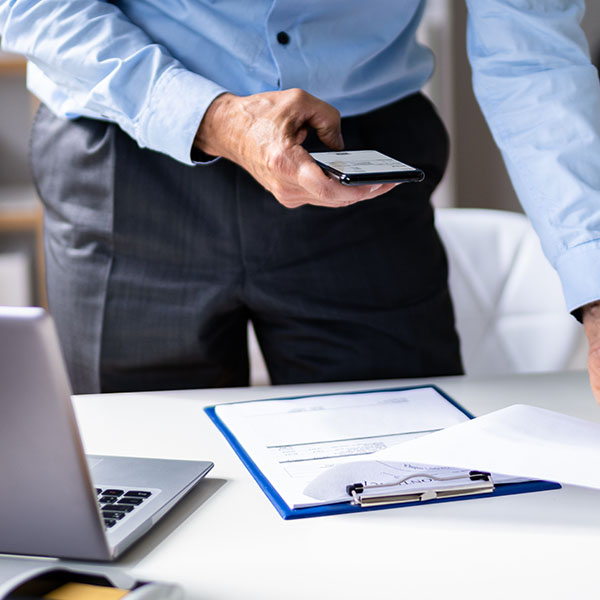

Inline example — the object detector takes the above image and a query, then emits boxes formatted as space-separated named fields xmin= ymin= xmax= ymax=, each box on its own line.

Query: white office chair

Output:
xmin=248 ymin=322 xmax=270 ymax=386
xmin=435 ymin=207 xmax=586 ymax=376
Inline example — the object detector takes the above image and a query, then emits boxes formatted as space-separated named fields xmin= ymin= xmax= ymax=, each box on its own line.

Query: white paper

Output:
xmin=369 ymin=404 xmax=600 ymax=490
xmin=215 ymin=387 xmax=470 ymax=509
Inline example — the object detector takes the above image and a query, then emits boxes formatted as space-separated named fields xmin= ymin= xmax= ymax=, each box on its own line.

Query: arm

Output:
xmin=0 ymin=0 xmax=225 ymax=165
xmin=466 ymin=0 xmax=600 ymax=401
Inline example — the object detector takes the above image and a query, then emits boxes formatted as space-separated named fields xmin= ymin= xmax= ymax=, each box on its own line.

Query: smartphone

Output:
xmin=310 ymin=150 xmax=425 ymax=186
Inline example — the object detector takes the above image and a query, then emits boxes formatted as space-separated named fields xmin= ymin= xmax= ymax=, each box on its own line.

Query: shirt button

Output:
xmin=277 ymin=31 xmax=290 ymax=45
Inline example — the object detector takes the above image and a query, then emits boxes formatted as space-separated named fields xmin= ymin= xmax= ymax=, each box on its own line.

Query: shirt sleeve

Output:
xmin=465 ymin=0 xmax=600 ymax=314
xmin=0 ymin=0 xmax=227 ymax=165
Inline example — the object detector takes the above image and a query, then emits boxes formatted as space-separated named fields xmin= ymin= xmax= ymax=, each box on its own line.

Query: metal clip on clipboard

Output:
xmin=346 ymin=471 xmax=495 ymax=508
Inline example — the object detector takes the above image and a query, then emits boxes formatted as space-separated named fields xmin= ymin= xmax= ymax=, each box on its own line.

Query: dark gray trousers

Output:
xmin=31 ymin=93 xmax=462 ymax=394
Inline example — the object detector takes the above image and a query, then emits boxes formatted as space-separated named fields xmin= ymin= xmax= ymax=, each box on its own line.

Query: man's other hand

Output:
xmin=583 ymin=301 xmax=600 ymax=404
xmin=194 ymin=89 xmax=396 ymax=208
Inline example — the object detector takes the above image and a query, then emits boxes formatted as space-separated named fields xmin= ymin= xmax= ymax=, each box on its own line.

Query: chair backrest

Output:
xmin=435 ymin=208 xmax=586 ymax=376
xmin=248 ymin=321 xmax=270 ymax=386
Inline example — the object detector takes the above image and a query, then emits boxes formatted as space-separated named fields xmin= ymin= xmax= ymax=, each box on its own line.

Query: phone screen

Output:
xmin=310 ymin=150 xmax=424 ymax=186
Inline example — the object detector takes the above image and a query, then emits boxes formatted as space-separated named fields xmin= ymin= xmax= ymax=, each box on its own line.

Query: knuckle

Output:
xmin=285 ymin=87 xmax=307 ymax=106
xmin=276 ymin=190 xmax=301 ymax=209
xmin=282 ymin=200 xmax=302 ymax=209
xmin=265 ymin=148 xmax=286 ymax=173
xmin=289 ymin=87 xmax=305 ymax=100
xmin=270 ymin=181 xmax=286 ymax=200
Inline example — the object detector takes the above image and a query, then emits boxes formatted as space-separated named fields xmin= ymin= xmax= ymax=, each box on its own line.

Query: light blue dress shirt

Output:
xmin=1 ymin=0 xmax=600 ymax=314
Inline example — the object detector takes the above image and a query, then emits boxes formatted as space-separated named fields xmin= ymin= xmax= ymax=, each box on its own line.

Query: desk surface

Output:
xmin=72 ymin=371 xmax=600 ymax=599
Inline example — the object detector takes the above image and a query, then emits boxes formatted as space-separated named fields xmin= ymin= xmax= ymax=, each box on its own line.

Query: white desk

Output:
xmin=72 ymin=371 xmax=600 ymax=599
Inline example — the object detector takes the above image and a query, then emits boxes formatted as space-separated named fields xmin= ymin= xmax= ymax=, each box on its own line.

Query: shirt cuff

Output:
xmin=138 ymin=66 xmax=227 ymax=166
xmin=555 ymin=241 xmax=600 ymax=318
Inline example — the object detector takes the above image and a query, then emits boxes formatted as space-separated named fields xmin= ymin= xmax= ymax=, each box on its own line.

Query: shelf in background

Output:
xmin=0 ymin=186 xmax=42 ymax=229
xmin=0 ymin=185 xmax=46 ymax=307
xmin=0 ymin=51 xmax=26 ymax=75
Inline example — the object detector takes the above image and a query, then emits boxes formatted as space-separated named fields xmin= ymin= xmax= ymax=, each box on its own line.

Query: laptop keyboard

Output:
xmin=96 ymin=487 xmax=153 ymax=529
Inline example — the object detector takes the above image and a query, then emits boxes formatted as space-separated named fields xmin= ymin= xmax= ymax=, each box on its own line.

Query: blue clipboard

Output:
xmin=205 ymin=385 xmax=560 ymax=519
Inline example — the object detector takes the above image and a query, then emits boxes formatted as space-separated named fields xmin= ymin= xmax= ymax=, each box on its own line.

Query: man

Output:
xmin=1 ymin=1 xmax=600 ymax=400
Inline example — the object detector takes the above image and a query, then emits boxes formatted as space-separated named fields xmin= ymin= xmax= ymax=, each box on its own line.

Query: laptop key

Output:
xmin=123 ymin=491 xmax=152 ymax=498
xmin=102 ymin=510 xmax=126 ymax=520
xmin=102 ymin=489 xmax=124 ymax=497
xmin=99 ymin=496 xmax=118 ymax=504
xmin=104 ymin=519 xmax=117 ymax=528
xmin=106 ymin=503 xmax=135 ymax=513
xmin=118 ymin=497 xmax=143 ymax=505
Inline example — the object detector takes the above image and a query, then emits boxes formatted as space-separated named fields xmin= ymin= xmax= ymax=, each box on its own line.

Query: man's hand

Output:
xmin=582 ymin=301 xmax=600 ymax=404
xmin=194 ymin=89 xmax=396 ymax=208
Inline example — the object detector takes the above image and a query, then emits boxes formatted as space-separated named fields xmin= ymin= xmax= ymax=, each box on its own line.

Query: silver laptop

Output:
xmin=0 ymin=306 xmax=213 ymax=561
